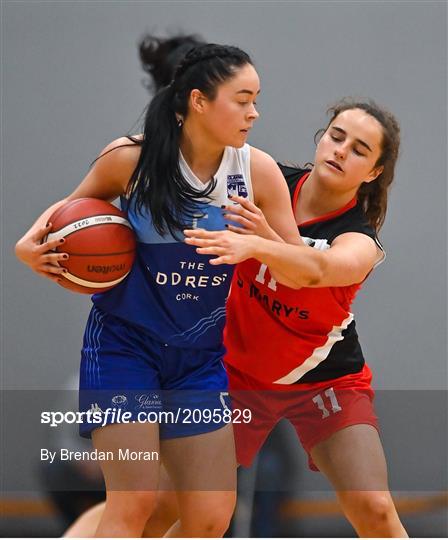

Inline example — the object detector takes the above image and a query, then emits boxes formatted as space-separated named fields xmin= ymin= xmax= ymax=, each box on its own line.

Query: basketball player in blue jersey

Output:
xmin=15 ymin=43 xmax=301 ymax=537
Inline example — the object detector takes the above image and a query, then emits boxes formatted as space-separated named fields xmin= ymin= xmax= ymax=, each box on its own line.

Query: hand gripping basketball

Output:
xmin=45 ymin=198 xmax=136 ymax=294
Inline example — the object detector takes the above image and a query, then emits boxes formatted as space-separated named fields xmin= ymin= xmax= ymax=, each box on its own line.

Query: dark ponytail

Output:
xmin=138 ymin=33 xmax=205 ymax=92
xmin=126 ymin=43 xmax=253 ymax=238
xmin=316 ymin=98 xmax=401 ymax=232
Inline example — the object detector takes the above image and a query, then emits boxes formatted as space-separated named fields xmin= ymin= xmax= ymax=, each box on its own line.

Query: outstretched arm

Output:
xmin=184 ymin=229 xmax=382 ymax=289
xmin=219 ymin=195 xmax=304 ymax=287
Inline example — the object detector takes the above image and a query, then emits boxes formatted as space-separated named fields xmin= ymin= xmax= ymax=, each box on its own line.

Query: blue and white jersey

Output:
xmin=92 ymin=144 xmax=253 ymax=349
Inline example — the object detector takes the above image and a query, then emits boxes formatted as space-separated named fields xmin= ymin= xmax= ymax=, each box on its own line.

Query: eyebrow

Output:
xmin=236 ymin=89 xmax=261 ymax=96
xmin=331 ymin=126 xmax=373 ymax=152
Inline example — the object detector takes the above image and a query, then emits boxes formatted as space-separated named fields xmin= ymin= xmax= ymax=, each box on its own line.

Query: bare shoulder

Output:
xmin=66 ymin=135 xmax=144 ymax=201
xmin=98 ymin=135 xmax=142 ymax=164
xmin=92 ymin=135 xmax=142 ymax=189
xmin=249 ymin=145 xmax=286 ymax=197
xmin=249 ymin=146 xmax=279 ymax=173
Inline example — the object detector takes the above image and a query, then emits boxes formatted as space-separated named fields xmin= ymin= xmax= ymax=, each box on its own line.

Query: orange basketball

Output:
xmin=46 ymin=198 xmax=136 ymax=294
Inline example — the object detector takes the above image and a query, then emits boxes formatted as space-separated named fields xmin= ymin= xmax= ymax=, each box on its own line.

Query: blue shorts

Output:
xmin=79 ymin=306 xmax=230 ymax=439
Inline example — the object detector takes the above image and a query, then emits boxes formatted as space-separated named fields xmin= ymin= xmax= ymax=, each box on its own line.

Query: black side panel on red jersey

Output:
xmin=298 ymin=320 xmax=365 ymax=383
xmin=277 ymin=163 xmax=309 ymax=200
xmin=283 ymin=164 xmax=381 ymax=384
xmin=301 ymin=204 xmax=378 ymax=245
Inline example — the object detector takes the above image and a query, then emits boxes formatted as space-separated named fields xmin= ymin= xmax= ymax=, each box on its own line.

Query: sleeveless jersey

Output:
xmin=224 ymin=165 xmax=384 ymax=384
xmin=93 ymin=144 xmax=253 ymax=349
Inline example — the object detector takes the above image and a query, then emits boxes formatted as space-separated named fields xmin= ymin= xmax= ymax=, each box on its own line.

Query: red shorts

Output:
xmin=227 ymin=362 xmax=379 ymax=471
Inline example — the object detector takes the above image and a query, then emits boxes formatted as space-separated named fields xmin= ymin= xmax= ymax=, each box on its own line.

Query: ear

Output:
xmin=189 ymin=89 xmax=208 ymax=114
xmin=365 ymin=164 xmax=384 ymax=183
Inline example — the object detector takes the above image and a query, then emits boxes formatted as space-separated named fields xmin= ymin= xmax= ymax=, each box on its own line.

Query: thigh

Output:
xmin=160 ymin=423 xmax=236 ymax=491
xmin=310 ymin=424 xmax=389 ymax=491
xmin=227 ymin=362 xmax=280 ymax=467
xmin=288 ymin=368 xmax=379 ymax=472
xmin=92 ymin=422 xmax=161 ymax=492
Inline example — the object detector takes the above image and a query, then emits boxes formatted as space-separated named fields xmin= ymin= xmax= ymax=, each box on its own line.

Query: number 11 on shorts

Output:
xmin=312 ymin=387 xmax=342 ymax=418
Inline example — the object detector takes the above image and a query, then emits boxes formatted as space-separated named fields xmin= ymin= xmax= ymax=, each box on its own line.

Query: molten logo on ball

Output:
xmin=87 ymin=264 xmax=126 ymax=274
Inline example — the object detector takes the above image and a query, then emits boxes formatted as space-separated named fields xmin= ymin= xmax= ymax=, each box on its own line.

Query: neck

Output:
xmin=179 ymin=120 xmax=225 ymax=183
xmin=299 ymin=168 xmax=358 ymax=218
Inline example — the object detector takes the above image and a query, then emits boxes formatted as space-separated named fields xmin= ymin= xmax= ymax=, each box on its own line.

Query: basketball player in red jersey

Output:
xmin=185 ymin=99 xmax=408 ymax=537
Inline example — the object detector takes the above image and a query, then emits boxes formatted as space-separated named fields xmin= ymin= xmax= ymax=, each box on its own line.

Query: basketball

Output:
xmin=45 ymin=198 xmax=136 ymax=294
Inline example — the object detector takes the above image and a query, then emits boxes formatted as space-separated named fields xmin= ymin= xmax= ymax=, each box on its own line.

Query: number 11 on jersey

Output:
xmin=255 ymin=263 xmax=278 ymax=291
xmin=312 ymin=387 xmax=342 ymax=419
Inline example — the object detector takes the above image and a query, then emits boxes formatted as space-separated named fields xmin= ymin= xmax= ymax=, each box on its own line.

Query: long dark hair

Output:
xmin=316 ymin=98 xmax=401 ymax=232
xmin=126 ymin=43 xmax=252 ymax=238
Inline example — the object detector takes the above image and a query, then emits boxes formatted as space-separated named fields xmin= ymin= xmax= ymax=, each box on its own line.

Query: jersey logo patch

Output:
xmin=302 ymin=236 xmax=330 ymax=251
xmin=227 ymin=174 xmax=248 ymax=198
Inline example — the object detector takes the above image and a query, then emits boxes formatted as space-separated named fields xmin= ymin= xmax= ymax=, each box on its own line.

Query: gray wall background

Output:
xmin=2 ymin=0 xmax=447 ymax=535
xmin=3 ymin=0 xmax=446 ymax=392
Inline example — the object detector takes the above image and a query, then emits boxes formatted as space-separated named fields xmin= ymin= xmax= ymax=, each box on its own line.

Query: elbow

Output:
xmin=15 ymin=238 xmax=26 ymax=264
xmin=301 ymin=254 xmax=327 ymax=288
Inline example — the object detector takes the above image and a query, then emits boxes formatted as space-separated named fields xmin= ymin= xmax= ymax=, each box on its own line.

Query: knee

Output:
xmin=346 ymin=492 xmax=395 ymax=528
xmin=362 ymin=493 xmax=394 ymax=521
xmin=107 ymin=491 xmax=156 ymax=523
xmin=195 ymin=511 xmax=233 ymax=537
xmin=184 ymin=494 xmax=236 ymax=537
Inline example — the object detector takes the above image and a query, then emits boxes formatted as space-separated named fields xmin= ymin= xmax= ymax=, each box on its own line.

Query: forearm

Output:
xmin=251 ymin=237 xmax=324 ymax=288
xmin=265 ymin=227 xmax=286 ymax=243
xmin=15 ymin=198 xmax=68 ymax=263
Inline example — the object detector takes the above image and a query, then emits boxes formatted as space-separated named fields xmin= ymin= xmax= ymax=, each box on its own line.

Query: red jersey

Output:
xmin=224 ymin=166 xmax=384 ymax=385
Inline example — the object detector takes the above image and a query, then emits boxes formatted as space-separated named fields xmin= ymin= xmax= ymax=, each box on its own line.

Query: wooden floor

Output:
xmin=1 ymin=492 xmax=447 ymax=518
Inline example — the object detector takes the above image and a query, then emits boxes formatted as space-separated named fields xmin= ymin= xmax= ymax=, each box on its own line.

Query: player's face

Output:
xmin=314 ymin=108 xmax=384 ymax=193
xmin=200 ymin=63 xmax=260 ymax=148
